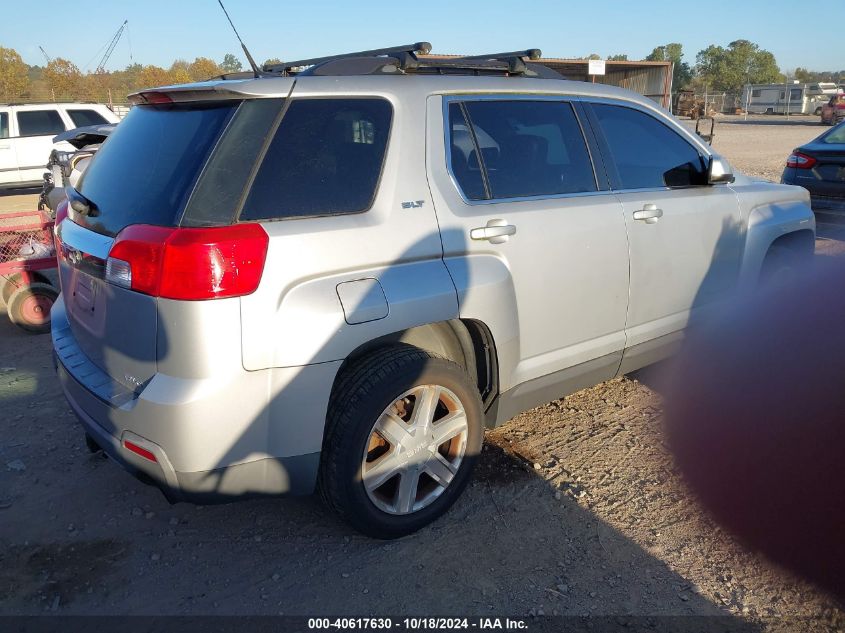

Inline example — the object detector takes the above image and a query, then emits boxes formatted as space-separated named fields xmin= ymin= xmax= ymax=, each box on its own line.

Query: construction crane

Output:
xmin=39 ymin=46 xmax=51 ymax=64
xmin=95 ymin=20 xmax=128 ymax=74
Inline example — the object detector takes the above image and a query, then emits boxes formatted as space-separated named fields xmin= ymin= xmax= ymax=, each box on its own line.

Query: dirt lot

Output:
xmin=0 ymin=115 xmax=842 ymax=628
xmin=682 ymin=114 xmax=829 ymax=182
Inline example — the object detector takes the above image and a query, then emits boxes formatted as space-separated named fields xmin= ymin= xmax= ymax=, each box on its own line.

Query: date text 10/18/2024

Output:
xmin=307 ymin=618 xmax=528 ymax=630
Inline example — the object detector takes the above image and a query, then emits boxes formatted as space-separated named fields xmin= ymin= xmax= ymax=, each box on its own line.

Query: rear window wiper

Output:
xmin=68 ymin=188 xmax=99 ymax=217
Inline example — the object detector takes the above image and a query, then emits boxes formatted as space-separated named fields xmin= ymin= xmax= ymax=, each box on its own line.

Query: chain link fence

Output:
xmin=671 ymin=91 xmax=745 ymax=116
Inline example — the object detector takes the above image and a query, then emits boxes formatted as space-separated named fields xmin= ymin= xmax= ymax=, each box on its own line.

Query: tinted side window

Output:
xmin=447 ymin=103 xmax=486 ymax=200
xmin=67 ymin=109 xmax=109 ymax=127
xmin=17 ymin=110 xmax=66 ymax=137
xmin=591 ymin=104 xmax=707 ymax=189
xmin=241 ymin=98 xmax=392 ymax=220
xmin=460 ymin=100 xmax=596 ymax=199
xmin=0 ymin=113 xmax=8 ymax=139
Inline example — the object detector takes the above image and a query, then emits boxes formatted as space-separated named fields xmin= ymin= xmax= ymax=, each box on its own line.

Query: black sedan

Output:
xmin=782 ymin=120 xmax=845 ymax=216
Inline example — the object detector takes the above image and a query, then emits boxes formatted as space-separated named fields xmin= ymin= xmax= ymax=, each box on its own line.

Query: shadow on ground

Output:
xmin=0 ymin=312 xmax=759 ymax=625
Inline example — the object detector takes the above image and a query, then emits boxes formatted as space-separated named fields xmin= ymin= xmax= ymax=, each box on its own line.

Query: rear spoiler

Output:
xmin=127 ymin=78 xmax=294 ymax=105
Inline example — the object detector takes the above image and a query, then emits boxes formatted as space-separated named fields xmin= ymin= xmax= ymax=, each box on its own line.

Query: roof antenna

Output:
xmin=216 ymin=0 xmax=261 ymax=77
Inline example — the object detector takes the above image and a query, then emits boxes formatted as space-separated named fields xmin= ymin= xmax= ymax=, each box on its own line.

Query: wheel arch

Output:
xmin=767 ymin=229 xmax=815 ymax=260
xmin=738 ymin=192 xmax=816 ymax=290
xmin=336 ymin=318 xmax=500 ymax=413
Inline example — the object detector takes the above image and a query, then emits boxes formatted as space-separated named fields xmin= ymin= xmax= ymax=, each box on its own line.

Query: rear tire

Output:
xmin=319 ymin=345 xmax=484 ymax=539
xmin=7 ymin=282 xmax=58 ymax=333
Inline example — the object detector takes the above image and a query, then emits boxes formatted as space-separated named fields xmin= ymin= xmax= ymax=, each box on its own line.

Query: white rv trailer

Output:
xmin=742 ymin=82 xmax=837 ymax=115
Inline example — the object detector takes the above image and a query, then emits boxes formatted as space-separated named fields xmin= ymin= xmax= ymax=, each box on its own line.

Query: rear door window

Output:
xmin=453 ymin=99 xmax=597 ymax=200
xmin=240 ymin=98 xmax=392 ymax=220
xmin=0 ymin=112 xmax=8 ymax=139
xmin=16 ymin=109 xmax=66 ymax=137
xmin=67 ymin=109 xmax=110 ymax=127
xmin=76 ymin=102 xmax=239 ymax=236
xmin=589 ymin=103 xmax=708 ymax=189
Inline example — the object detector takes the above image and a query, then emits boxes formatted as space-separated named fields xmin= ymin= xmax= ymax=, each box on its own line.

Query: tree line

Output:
xmin=589 ymin=40 xmax=841 ymax=95
xmin=1 ymin=41 xmax=843 ymax=104
xmin=0 ymin=49 xmax=264 ymax=103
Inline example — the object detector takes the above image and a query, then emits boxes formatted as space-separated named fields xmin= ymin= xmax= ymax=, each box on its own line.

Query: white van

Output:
xmin=0 ymin=103 xmax=120 ymax=189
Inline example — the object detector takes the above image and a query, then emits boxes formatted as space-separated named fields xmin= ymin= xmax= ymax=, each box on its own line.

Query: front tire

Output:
xmin=319 ymin=345 xmax=484 ymax=539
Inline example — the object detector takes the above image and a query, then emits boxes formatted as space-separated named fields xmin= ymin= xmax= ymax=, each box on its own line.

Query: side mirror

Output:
xmin=708 ymin=156 xmax=735 ymax=184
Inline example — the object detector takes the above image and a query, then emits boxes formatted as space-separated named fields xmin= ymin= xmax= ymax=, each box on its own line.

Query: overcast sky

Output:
xmin=4 ymin=0 xmax=840 ymax=72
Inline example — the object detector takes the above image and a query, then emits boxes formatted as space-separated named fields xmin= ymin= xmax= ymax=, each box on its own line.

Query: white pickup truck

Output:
xmin=0 ymin=103 xmax=120 ymax=189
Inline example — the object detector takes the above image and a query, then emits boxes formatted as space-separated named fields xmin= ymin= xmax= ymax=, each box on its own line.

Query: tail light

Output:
xmin=786 ymin=152 xmax=817 ymax=169
xmin=105 ymin=224 xmax=269 ymax=300
xmin=137 ymin=91 xmax=173 ymax=105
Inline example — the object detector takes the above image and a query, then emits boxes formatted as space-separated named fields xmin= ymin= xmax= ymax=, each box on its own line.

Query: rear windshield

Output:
xmin=76 ymin=102 xmax=239 ymax=236
xmin=824 ymin=124 xmax=845 ymax=144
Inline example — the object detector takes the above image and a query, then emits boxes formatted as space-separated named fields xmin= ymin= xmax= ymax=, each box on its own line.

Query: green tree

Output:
xmin=0 ymin=46 xmax=30 ymax=100
xmin=43 ymin=58 xmax=82 ymax=99
xmin=695 ymin=39 xmax=781 ymax=92
xmin=220 ymin=53 xmax=243 ymax=73
xmin=262 ymin=58 xmax=282 ymax=70
xmin=27 ymin=64 xmax=44 ymax=82
xmin=607 ymin=54 xmax=628 ymax=61
xmin=646 ymin=43 xmax=692 ymax=90
xmin=794 ymin=67 xmax=845 ymax=84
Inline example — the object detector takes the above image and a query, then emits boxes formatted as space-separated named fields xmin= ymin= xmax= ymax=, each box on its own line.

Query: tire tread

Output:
xmin=319 ymin=344 xmax=475 ymax=534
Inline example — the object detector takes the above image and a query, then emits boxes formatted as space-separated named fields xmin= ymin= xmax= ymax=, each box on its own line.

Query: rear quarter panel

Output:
xmin=239 ymin=79 xmax=459 ymax=371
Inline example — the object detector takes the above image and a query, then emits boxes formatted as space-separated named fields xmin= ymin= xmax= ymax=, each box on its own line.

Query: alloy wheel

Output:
xmin=361 ymin=385 xmax=468 ymax=515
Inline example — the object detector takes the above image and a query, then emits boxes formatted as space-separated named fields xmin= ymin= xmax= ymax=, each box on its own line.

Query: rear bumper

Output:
xmin=52 ymin=295 xmax=338 ymax=503
xmin=59 ymin=360 xmax=320 ymax=502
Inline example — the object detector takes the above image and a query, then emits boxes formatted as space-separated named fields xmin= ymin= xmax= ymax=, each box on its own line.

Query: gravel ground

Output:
xmin=681 ymin=113 xmax=827 ymax=183
xmin=0 ymin=115 xmax=843 ymax=628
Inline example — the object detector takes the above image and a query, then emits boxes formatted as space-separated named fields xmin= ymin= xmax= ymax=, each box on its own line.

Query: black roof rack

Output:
xmin=263 ymin=42 xmax=432 ymax=74
xmin=260 ymin=42 xmax=562 ymax=79
xmin=453 ymin=49 xmax=542 ymax=74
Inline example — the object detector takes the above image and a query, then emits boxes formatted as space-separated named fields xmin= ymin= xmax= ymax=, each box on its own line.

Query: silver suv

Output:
xmin=52 ymin=44 xmax=815 ymax=538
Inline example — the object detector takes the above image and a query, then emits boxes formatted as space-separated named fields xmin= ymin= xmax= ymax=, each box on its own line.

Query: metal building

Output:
xmin=537 ymin=59 xmax=673 ymax=109
xmin=423 ymin=55 xmax=673 ymax=109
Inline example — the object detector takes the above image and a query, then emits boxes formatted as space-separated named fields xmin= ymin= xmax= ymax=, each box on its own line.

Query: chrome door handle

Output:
xmin=633 ymin=204 xmax=663 ymax=224
xmin=470 ymin=219 xmax=516 ymax=244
